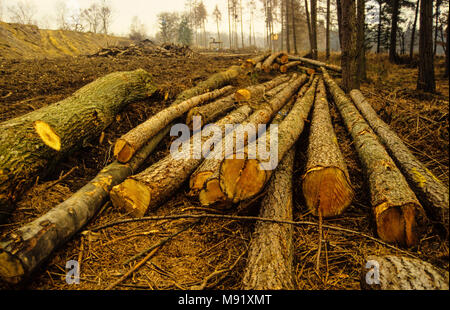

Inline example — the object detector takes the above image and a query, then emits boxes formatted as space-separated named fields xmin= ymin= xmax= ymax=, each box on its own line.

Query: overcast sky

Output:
xmin=1 ymin=0 xmax=268 ymax=37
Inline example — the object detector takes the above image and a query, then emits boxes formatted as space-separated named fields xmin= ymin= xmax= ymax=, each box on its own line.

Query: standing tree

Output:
xmin=445 ymin=8 xmax=449 ymax=77
xmin=249 ymin=0 xmax=257 ymax=46
xmin=55 ymin=0 xmax=70 ymax=30
xmin=286 ymin=0 xmax=291 ymax=52
xmin=409 ymin=0 xmax=420 ymax=61
xmin=240 ymin=0 xmax=245 ymax=48
xmin=7 ymin=0 xmax=37 ymax=25
xmin=305 ymin=0 xmax=313 ymax=54
xmin=213 ymin=4 xmax=222 ymax=42
xmin=194 ymin=1 xmax=207 ymax=47
xmin=310 ymin=0 xmax=318 ymax=59
xmin=81 ymin=4 xmax=101 ymax=33
xmin=434 ymin=0 xmax=442 ymax=55
xmin=339 ymin=0 xmax=359 ymax=91
xmin=357 ymin=0 xmax=366 ymax=80
xmin=129 ymin=16 xmax=147 ymax=41
xmin=157 ymin=12 xmax=180 ymax=43
xmin=98 ymin=0 xmax=113 ymax=34
xmin=389 ymin=0 xmax=400 ymax=63
xmin=326 ymin=0 xmax=331 ymax=59
xmin=291 ymin=0 xmax=298 ymax=54
xmin=178 ymin=13 xmax=193 ymax=45
xmin=417 ymin=0 xmax=435 ymax=92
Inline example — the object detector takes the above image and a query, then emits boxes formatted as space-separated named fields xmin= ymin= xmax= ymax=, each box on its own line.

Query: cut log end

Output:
xmin=0 ymin=250 xmax=25 ymax=284
xmin=110 ymin=179 xmax=150 ymax=217
xmin=199 ymin=178 xmax=227 ymax=206
xmin=375 ymin=203 xmax=421 ymax=248
xmin=235 ymin=89 xmax=251 ymax=102
xmin=280 ymin=54 xmax=289 ymax=64
xmin=220 ymin=158 xmax=267 ymax=203
xmin=188 ymin=171 xmax=213 ymax=197
xmin=302 ymin=167 xmax=354 ymax=218
xmin=33 ymin=121 xmax=61 ymax=151
xmin=114 ymin=139 xmax=135 ymax=163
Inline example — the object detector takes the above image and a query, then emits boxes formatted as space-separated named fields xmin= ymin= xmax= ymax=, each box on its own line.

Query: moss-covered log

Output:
xmin=361 ymin=255 xmax=449 ymax=290
xmin=288 ymin=55 xmax=342 ymax=73
xmin=350 ymin=90 xmax=449 ymax=234
xmin=0 ymin=69 xmax=157 ymax=224
xmin=242 ymin=148 xmax=295 ymax=290
xmin=114 ymin=86 xmax=233 ymax=163
xmin=190 ymin=75 xmax=307 ymax=205
xmin=322 ymin=68 xmax=425 ymax=247
xmin=302 ymin=79 xmax=354 ymax=218
xmin=219 ymin=78 xmax=318 ymax=204
xmin=110 ymin=105 xmax=253 ymax=217
xmin=0 ymin=126 xmax=169 ymax=284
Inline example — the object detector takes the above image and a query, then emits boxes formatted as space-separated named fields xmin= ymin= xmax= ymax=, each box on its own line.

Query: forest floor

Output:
xmin=0 ymin=50 xmax=448 ymax=290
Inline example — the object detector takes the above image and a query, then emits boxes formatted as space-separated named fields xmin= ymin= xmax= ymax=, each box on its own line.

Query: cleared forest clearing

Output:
xmin=0 ymin=48 xmax=448 ymax=290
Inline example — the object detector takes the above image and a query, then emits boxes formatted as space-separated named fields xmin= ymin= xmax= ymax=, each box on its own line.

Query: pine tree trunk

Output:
xmin=350 ymin=90 xmax=449 ymax=235
xmin=326 ymin=0 xmax=331 ymax=59
xmin=219 ymin=78 xmax=318 ymax=204
xmin=291 ymin=0 xmax=298 ymax=54
xmin=417 ymin=0 xmax=435 ymax=92
xmin=445 ymin=12 xmax=449 ymax=78
xmin=336 ymin=0 xmax=343 ymax=50
xmin=389 ymin=0 xmax=400 ymax=63
xmin=110 ymin=105 xmax=253 ymax=217
xmin=0 ymin=126 xmax=169 ymax=284
xmin=409 ymin=0 xmax=419 ymax=62
xmin=305 ymin=0 xmax=314 ymax=55
xmin=242 ymin=148 xmax=295 ymax=290
xmin=303 ymin=78 xmax=354 ymax=218
xmin=376 ymin=0 xmax=382 ymax=54
xmin=286 ymin=0 xmax=291 ymax=53
xmin=361 ymin=255 xmax=449 ymax=290
xmin=322 ymin=68 xmax=426 ymax=248
xmin=311 ymin=0 xmax=318 ymax=59
xmin=0 ymin=69 xmax=157 ymax=224
xmin=340 ymin=0 xmax=360 ymax=92
xmin=356 ymin=0 xmax=366 ymax=80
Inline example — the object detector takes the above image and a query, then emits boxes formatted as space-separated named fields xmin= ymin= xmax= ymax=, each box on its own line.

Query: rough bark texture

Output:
xmin=110 ymin=105 xmax=253 ymax=217
xmin=262 ymin=52 xmax=288 ymax=72
xmin=185 ymin=94 xmax=236 ymax=129
xmin=0 ymin=69 xmax=157 ymax=224
xmin=0 ymin=126 xmax=169 ymax=284
xmin=409 ymin=0 xmax=419 ymax=62
xmin=323 ymin=69 xmax=425 ymax=248
xmin=326 ymin=0 xmax=331 ymax=59
xmin=389 ymin=0 xmax=400 ymax=63
xmin=288 ymin=55 xmax=342 ymax=73
xmin=340 ymin=0 xmax=360 ymax=92
xmin=219 ymin=78 xmax=318 ymax=203
xmin=303 ymin=79 xmax=354 ymax=218
xmin=194 ymin=75 xmax=307 ymax=206
xmin=310 ymin=0 xmax=318 ymax=59
xmin=242 ymin=148 xmax=295 ymax=290
xmin=280 ymin=61 xmax=302 ymax=73
xmin=243 ymin=52 xmax=272 ymax=69
xmin=234 ymin=75 xmax=291 ymax=102
xmin=114 ymin=85 xmax=234 ymax=163
xmin=417 ymin=0 xmax=435 ymax=92
xmin=350 ymin=90 xmax=449 ymax=234
xmin=361 ymin=255 xmax=449 ymax=290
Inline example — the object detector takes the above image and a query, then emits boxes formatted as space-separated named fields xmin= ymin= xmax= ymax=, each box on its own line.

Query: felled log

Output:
xmin=219 ymin=78 xmax=319 ymax=203
xmin=114 ymin=85 xmax=233 ymax=163
xmin=187 ymin=75 xmax=290 ymax=128
xmin=288 ymin=55 xmax=342 ymax=73
xmin=243 ymin=52 xmax=272 ymax=69
xmin=361 ymin=255 xmax=449 ymax=290
xmin=0 ymin=69 xmax=157 ymax=224
xmin=302 ymin=79 xmax=354 ymax=218
xmin=0 ymin=126 xmax=170 ymax=284
xmin=262 ymin=52 xmax=289 ymax=72
xmin=280 ymin=61 xmax=301 ymax=73
xmin=350 ymin=90 xmax=449 ymax=235
xmin=110 ymin=105 xmax=253 ymax=217
xmin=191 ymin=75 xmax=308 ymax=205
xmin=242 ymin=148 xmax=296 ymax=290
xmin=322 ymin=68 xmax=425 ymax=247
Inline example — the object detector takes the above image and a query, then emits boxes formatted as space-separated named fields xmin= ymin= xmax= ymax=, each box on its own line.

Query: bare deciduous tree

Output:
xmin=212 ymin=4 xmax=222 ymax=41
xmin=55 ymin=1 xmax=70 ymax=30
xmin=129 ymin=16 xmax=147 ymax=41
xmin=7 ymin=0 xmax=37 ymax=25
xmin=98 ymin=0 xmax=113 ymax=34
xmin=81 ymin=4 xmax=101 ymax=33
xmin=157 ymin=12 xmax=179 ymax=43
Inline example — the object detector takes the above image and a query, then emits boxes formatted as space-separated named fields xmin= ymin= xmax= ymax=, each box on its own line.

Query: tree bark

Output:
xmin=0 ymin=69 xmax=157 ymax=224
xmin=303 ymin=79 xmax=354 ymax=218
xmin=0 ymin=126 xmax=169 ymax=284
xmin=356 ymin=0 xmax=366 ymax=80
xmin=194 ymin=75 xmax=308 ymax=206
xmin=242 ymin=148 xmax=295 ymax=290
xmin=445 ymin=10 xmax=449 ymax=78
xmin=288 ymin=55 xmax=342 ymax=73
xmin=376 ymin=0 xmax=382 ymax=54
xmin=291 ymin=0 xmax=298 ymax=54
xmin=322 ymin=68 xmax=425 ymax=248
xmin=219 ymin=78 xmax=318 ymax=203
xmin=336 ymin=0 xmax=343 ymax=50
xmin=340 ymin=0 xmax=360 ymax=92
xmin=109 ymin=105 xmax=253 ymax=217
xmin=361 ymin=255 xmax=449 ymax=290
xmin=409 ymin=0 xmax=420 ymax=62
xmin=280 ymin=61 xmax=302 ymax=73
xmin=326 ymin=0 xmax=331 ymax=59
xmin=233 ymin=75 xmax=291 ymax=102
xmin=389 ymin=0 xmax=400 ymax=63
xmin=305 ymin=0 xmax=314 ymax=55
xmin=262 ymin=52 xmax=289 ymax=72
xmin=286 ymin=0 xmax=291 ymax=53
xmin=434 ymin=0 xmax=441 ymax=56
xmin=114 ymin=85 xmax=234 ymax=163
xmin=350 ymin=90 xmax=449 ymax=235
xmin=417 ymin=0 xmax=435 ymax=92
xmin=243 ymin=52 xmax=272 ymax=68
xmin=310 ymin=0 xmax=318 ymax=59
